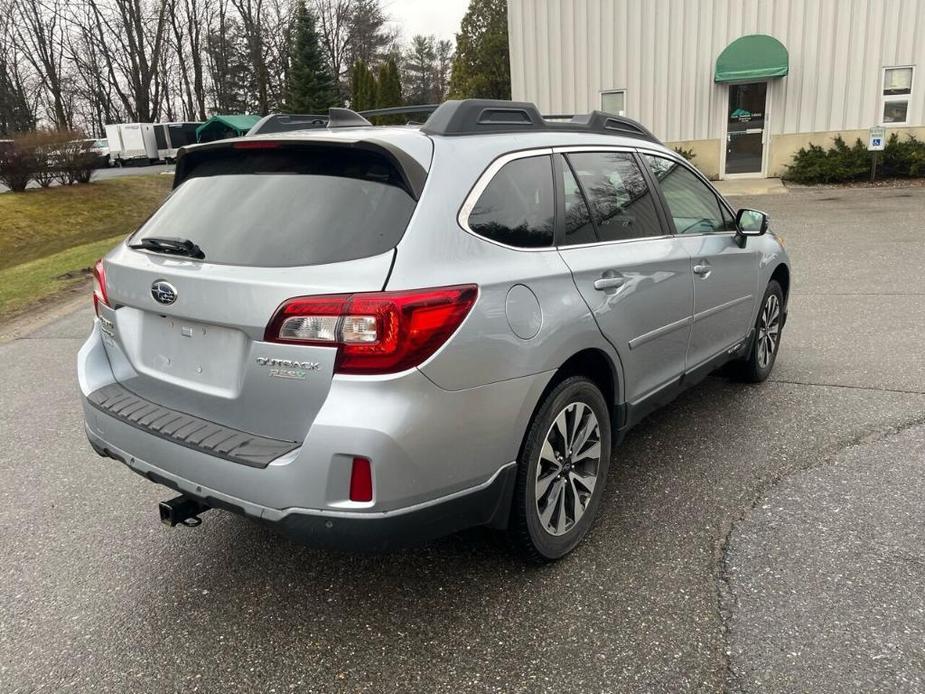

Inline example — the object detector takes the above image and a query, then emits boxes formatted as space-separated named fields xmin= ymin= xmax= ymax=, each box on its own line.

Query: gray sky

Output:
xmin=384 ymin=0 xmax=470 ymax=44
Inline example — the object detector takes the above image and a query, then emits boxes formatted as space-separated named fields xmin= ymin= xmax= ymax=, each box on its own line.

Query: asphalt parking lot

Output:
xmin=1 ymin=185 xmax=924 ymax=693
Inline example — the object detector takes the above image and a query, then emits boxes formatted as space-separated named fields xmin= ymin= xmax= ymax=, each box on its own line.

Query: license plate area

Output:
xmin=128 ymin=310 xmax=248 ymax=395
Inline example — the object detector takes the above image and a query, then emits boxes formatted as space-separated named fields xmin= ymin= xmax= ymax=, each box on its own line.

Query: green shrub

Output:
xmin=786 ymin=132 xmax=925 ymax=184
xmin=673 ymin=145 xmax=696 ymax=162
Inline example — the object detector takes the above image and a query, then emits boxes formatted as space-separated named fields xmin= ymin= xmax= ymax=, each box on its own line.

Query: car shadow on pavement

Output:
xmin=103 ymin=377 xmax=754 ymax=690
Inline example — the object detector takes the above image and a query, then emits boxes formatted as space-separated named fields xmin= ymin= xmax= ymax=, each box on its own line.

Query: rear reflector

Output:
xmin=349 ymin=457 xmax=373 ymax=502
xmin=265 ymin=285 xmax=478 ymax=375
xmin=92 ymin=259 xmax=109 ymax=316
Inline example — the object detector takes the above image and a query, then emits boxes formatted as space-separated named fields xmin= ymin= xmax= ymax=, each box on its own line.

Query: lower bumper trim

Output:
xmin=89 ymin=428 xmax=517 ymax=551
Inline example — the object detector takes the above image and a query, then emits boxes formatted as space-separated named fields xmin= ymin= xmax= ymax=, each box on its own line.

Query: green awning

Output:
xmin=715 ymin=34 xmax=789 ymax=83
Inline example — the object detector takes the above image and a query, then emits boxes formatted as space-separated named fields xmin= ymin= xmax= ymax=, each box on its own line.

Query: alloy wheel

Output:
xmin=756 ymin=293 xmax=781 ymax=369
xmin=534 ymin=402 xmax=602 ymax=536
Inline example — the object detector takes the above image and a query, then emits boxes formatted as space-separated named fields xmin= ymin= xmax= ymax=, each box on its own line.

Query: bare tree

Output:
xmin=230 ymin=0 xmax=269 ymax=113
xmin=86 ymin=0 xmax=170 ymax=122
xmin=11 ymin=0 xmax=72 ymax=128
xmin=312 ymin=0 xmax=351 ymax=92
xmin=0 ymin=1 xmax=37 ymax=133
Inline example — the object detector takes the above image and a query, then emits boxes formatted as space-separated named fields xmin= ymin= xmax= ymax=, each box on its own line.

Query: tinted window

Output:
xmin=560 ymin=159 xmax=596 ymax=245
xmin=564 ymin=152 xmax=663 ymax=242
xmin=644 ymin=155 xmax=736 ymax=234
xmin=468 ymin=155 xmax=554 ymax=248
xmin=131 ymin=147 xmax=416 ymax=267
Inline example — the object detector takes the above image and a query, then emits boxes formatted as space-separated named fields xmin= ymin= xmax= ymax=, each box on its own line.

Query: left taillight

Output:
xmin=264 ymin=284 xmax=478 ymax=375
xmin=92 ymin=259 xmax=109 ymax=316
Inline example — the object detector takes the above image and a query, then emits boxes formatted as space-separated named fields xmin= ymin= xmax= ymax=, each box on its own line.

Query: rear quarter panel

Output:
xmin=388 ymin=135 xmax=623 ymax=396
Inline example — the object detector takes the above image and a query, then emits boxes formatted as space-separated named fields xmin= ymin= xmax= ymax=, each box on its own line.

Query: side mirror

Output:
xmin=736 ymin=208 xmax=769 ymax=236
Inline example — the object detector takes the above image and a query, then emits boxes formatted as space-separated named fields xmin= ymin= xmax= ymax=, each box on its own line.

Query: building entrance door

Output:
xmin=725 ymin=82 xmax=767 ymax=175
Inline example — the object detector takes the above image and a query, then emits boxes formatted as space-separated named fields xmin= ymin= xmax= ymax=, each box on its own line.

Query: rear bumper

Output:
xmin=87 ymin=427 xmax=516 ymax=550
xmin=79 ymin=321 xmax=548 ymax=547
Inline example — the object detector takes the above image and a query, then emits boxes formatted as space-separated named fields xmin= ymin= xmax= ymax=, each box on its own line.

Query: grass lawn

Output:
xmin=0 ymin=175 xmax=172 ymax=320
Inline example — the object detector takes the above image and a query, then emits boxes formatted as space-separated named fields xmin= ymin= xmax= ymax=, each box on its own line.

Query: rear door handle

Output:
xmin=693 ymin=263 xmax=711 ymax=277
xmin=593 ymin=275 xmax=626 ymax=291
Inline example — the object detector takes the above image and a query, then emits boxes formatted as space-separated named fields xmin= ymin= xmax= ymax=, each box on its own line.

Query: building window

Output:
xmin=881 ymin=66 xmax=914 ymax=125
xmin=601 ymin=90 xmax=626 ymax=116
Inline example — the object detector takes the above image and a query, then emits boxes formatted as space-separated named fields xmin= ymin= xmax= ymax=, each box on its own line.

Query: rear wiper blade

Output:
xmin=129 ymin=236 xmax=205 ymax=259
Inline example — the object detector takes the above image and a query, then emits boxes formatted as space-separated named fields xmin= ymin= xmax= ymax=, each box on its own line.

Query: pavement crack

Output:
xmin=769 ymin=378 xmax=925 ymax=396
xmin=714 ymin=413 xmax=925 ymax=694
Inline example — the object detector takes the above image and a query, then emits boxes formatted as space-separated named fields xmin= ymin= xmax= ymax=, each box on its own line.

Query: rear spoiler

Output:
xmin=173 ymin=137 xmax=429 ymax=201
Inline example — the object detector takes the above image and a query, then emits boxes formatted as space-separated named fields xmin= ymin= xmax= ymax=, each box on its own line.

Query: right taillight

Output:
xmin=92 ymin=259 xmax=109 ymax=316
xmin=264 ymin=284 xmax=478 ymax=375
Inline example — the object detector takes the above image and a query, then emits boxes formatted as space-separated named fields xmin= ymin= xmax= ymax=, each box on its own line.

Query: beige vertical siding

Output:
xmin=508 ymin=0 xmax=925 ymax=142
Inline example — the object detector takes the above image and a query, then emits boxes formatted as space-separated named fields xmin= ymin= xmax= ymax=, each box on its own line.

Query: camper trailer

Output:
xmin=104 ymin=123 xmax=159 ymax=166
xmin=154 ymin=122 xmax=201 ymax=162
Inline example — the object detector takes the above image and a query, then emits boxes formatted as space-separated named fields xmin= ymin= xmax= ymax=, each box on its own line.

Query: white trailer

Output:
xmin=154 ymin=122 xmax=201 ymax=162
xmin=105 ymin=123 xmax=159 ymax=166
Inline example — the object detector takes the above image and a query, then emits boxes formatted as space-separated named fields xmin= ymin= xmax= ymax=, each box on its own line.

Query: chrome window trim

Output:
xmin=456 ymin=147 xmax=557 ymax=253
xmin=456 ymin=144 xmax=732 ymax=253
xmin=555 ymin=234 xmax=675 ymax=250
xmin=553 ymin=145 xmax=637 ymax=154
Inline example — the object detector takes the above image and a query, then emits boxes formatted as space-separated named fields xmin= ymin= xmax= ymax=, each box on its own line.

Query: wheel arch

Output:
xmin=770 ymin=263 xmax=790 ymax=305
xmin=528 ymin=348 xmax=622 ymax=433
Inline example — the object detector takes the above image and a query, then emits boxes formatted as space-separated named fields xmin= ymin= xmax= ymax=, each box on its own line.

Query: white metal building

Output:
xmin=507 ymin=0 xmax=925 ymax=178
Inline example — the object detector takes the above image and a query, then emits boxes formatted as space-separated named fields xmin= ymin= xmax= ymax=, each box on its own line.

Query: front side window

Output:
xmin=467 ymin=155 xmax=555 ymax=248
xmin=644 ymin=155 xmax=735 ymax=234
xmin=882 ymin=66 xmax=914 ymax=124
xmin=563 ymin=151 xmax=663 ymax=243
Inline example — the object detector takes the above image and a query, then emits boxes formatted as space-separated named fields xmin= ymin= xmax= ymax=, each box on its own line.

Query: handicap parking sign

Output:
xmin=869 ymin=126 xmax=886 ymax=151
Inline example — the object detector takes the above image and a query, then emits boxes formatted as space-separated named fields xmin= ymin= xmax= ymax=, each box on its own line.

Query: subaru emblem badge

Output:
xmin=151 ymin=280 xmax=178 ymax=305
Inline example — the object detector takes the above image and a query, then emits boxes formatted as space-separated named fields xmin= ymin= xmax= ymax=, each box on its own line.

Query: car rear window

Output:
xmin=130 ymin=146 xmax=417 ymax=267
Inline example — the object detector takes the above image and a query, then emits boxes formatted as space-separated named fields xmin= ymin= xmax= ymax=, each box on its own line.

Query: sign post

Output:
xmin=868 ymin=126 xmax=886 ymax=182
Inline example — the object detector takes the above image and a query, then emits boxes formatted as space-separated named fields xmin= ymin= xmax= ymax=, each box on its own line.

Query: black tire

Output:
xmin=508 ymin=376 xmax=612 ymax=562
xmin=733 ymin=279 xmax=785 ymax=383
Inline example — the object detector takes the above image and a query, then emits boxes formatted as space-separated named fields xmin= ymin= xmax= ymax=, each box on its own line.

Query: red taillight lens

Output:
xmin=264 ymin=285 xmax=478 ymax=375
xmin=349 ymin=457 xmax=373 ymax=502
xmin=92 ymin=259 xmax=109 ymax=316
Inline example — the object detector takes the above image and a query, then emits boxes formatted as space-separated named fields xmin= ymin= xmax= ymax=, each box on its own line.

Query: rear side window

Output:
xmin=131 ymin=146 xmax=417 ymax=267
xmin=564 ymin=152 xmax=663 ymax=243
xmin=466 ymin=155 xmax=555 ymax=248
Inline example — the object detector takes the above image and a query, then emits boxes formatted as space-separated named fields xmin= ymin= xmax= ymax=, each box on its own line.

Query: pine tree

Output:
xmin=285 ymin=1 xmax=338 ymax=114
xmin=448 ymin=0 xmax=511 ymax=100
xmin=403 ymin=35 xmax=436 ymax=104
xmin=375 ymin=56 xmax=403 ymax=123
xmin=349 ymin=59 xmax=378 ymax=111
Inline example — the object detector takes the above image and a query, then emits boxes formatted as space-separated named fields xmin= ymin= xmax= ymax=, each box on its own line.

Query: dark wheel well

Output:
xmin=770 ymin=263 xmax=790 ymax=304
xmin=545 ymin=349 xmax=617 ymax=417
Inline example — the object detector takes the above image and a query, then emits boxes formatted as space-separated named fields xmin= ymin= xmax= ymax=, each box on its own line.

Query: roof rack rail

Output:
xmin=247 ymin=113 xmax=328 ymax=136
xmin=419 ymin=99 xmax=660 ymax=143
xmin=245 ymin=100 xmax=660 ymax=143
xmin=358 ymin=104 xmax=440 ymax=120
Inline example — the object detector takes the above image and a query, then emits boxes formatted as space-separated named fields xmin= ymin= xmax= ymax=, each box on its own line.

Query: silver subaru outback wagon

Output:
xmin=78 ymin=100 xmax=790 ymax=562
